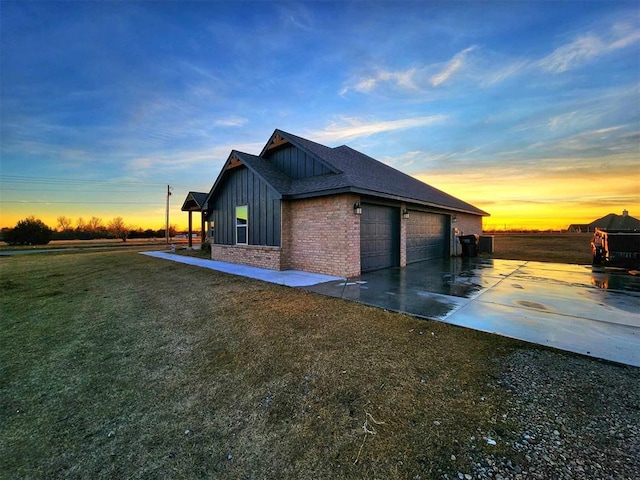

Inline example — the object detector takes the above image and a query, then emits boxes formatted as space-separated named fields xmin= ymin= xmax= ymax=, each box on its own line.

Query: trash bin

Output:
xmin=458 ymin=234 xmax=479 ymax=257
xmin=478 ymin=235 xmax=494 ymax=254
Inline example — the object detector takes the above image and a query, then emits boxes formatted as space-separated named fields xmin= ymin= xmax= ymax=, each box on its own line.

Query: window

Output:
xmin=236 ymin=205 xmax=248 ymax=244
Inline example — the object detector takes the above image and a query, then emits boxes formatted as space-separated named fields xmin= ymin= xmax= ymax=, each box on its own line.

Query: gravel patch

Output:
xmin=449 ymin=349 xmax=640 ymax=480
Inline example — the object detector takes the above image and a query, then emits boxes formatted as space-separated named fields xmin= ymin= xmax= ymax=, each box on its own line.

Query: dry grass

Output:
xmin=1 ymin=250 xmax=526 ymax=479
xmin=488 ymin=233 xmax=593 ymax=264
xmin=0 ymin=238 xmax=173 ymax=252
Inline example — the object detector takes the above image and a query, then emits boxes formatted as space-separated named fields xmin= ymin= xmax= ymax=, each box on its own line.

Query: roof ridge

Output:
xmin=275 ymin=129 xmax=334 ymax=151
xmin=254 ymin=129 xmax=488 ymax=216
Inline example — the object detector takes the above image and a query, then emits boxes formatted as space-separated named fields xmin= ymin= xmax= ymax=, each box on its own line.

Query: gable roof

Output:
xmin=266 ymin=130 xmax=488 ymax=216
xmin=589 ymin=212 xmax=640 ymax=230
xmin=205 ymin=129 xmax=489 ymax=217
xmin=203 ymin=150 xmax=290 ymax=208
xmin=181 ymin=191 xmax=208 ymax=211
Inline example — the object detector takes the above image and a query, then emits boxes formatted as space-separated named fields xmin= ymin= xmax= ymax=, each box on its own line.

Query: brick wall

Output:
xmin=400 ymin=202 xmax=407 ymax=267
xmin=211 ymin=244 xmax=283 ymax=270
xmin=454 ymin=213 xmax=482 ymax=237
xmin=282 ymin=193 xmax=361 ymax=277
xmin=212 ymin=195 xmax=485 ymax=273
xmin=452 ymin=213 xmax=483 ymax=255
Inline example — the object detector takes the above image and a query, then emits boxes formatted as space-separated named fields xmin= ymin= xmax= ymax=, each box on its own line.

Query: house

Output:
xmin=567 ymin=224 xmax=590 ymax=233
xmin=187 ymin=129 xmax=489 ymax=277
xmin=568 ymin=210 xmax=640 ymax=233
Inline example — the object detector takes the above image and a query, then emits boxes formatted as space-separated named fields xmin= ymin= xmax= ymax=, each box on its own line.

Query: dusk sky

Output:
xmin=1 ymin=1 xmax=639 ymax=231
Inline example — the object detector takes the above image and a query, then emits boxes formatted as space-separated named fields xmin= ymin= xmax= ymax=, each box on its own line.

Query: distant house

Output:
xmin=568 ymin=210 xmax=640 ymax=233
xmin=567 ymin=224 xmax=590 ymax=233
xmin=186 ymin=129 xmax=488 ymax=277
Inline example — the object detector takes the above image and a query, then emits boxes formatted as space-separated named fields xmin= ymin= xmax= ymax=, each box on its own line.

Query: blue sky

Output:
xmin=1 ymin=0 xmax=638 ymax=230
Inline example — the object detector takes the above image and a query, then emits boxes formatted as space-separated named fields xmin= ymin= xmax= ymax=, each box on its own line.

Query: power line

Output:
xmin=0 ymin=174 xmax=164 ymax=185
xmin=1 ymin=188 xmax=162 ymax=193
xmin=0 ymin=175 xmax=186 ymax=188
xmin=1 ymin=201 xmax=161 ymax=205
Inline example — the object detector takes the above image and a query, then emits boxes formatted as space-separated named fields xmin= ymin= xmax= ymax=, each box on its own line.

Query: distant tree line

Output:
xmin=1 ymin=216 xmax=180 ymax=245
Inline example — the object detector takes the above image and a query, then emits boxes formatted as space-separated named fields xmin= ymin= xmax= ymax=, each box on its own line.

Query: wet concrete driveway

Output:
xmin=305 ymin=258 xmax=640 ymax=367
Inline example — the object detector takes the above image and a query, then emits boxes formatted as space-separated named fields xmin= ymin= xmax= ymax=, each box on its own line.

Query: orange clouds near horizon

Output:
xmin=0 ymin=204 xmax=183 ymax=233
xmin=2 ymin=152 xmax=638 ymax=234
xmin=418 ymin=157 xmax=640 ymax=231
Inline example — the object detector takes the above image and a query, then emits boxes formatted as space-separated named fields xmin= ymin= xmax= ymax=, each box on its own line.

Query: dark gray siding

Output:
xmin=266 ymin=145 xmax=331 ymax=179
xmin=210 ymin=167 xmax=281 ymax=246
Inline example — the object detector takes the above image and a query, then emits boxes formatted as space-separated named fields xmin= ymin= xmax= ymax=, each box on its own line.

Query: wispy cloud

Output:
xmin=538 ymin=36 xmax=605 ymax=73
xmin=538 ymin=20 xmax=640 ymax=73
xmin=214 ymin=116 xmax=249 ymax=127
xmin=340 ymin=45 xmax=477 ymax=95
xmin=528 ymin=125 xmax=637 ymax=157
xmin=341 ymin=67 xmax=420 ymax=95
xmin=125 ymin=139 xmax=266 ymax=177
xmin=342 ymin=17 xmax=639 ymax=97
xmin=127 ymin=149 xmax=223 ymax=173
xmin=380 ymin=146 xmax=483 ymax=172
xmin=309 ymin=115 xmax=447 ymax=143
xmin=477 ymin=59 xmax=529 ymax=86
xmin=430 ymin=46 xmax=477 ymax=86
xmin=609 ymin=21 xmax=640 ymax=49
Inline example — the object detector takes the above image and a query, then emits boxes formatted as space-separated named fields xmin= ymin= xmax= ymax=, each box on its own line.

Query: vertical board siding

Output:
xmin=268 ymin=145 xmax=330 ymax=179
xmin=211 ymin=167 xmax=281 ymax=246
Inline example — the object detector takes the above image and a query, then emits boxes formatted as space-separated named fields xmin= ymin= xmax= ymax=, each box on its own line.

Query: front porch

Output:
xmin=180 ymin=191 xmax=208 ymax=248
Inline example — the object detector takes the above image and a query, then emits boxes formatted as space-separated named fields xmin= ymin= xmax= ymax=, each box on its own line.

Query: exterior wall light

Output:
xmin=402 ymin=208 xmax=410 ymax=219
xmin=452 ymin=214 xmax=457 ymax=223
xmin=354 ymin=202 xmax=362 ymax=215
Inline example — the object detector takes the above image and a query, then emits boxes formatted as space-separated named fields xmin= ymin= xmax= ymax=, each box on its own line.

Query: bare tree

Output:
xmin=87 ymin=216 xmax=103 ymax=233
xmin=107 ymin=217 xmax=132 ymax=242
xmin=76 ymin=217 xmax=86 ymax=232
xmin=57 ymin=215 xmax=73 ymax=232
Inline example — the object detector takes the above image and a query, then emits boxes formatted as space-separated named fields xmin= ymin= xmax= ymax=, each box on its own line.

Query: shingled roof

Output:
xmin=589 ymin=211 xmax=640 ymax=230
xmin=206 ymin=129 xmax=488 ymax=216
xmin=181 ymin=191 xmax=208 ymax=211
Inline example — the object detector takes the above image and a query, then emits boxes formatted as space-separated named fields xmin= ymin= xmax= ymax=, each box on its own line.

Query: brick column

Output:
xmin=400 ymin=203 xmax=407 ymax=267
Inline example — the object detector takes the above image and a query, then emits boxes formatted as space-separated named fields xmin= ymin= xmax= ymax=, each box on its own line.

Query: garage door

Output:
xmin=360 ymin=204 xmax=400 ymax=272
xmin=406 ymin=211 xmax=448 ymax=263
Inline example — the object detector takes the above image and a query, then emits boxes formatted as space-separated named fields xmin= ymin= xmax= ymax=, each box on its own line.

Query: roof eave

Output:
xmin=357 ymin=189 xmax=489 ymax=216
xmin=285 ymin=186 xmax=488 ymax=216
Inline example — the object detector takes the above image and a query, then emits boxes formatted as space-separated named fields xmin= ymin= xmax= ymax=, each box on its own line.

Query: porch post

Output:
xmin=188 ymin=211 xmax=193 ymax=248
xmin=200 ymin=212 xmax=205 ymax=244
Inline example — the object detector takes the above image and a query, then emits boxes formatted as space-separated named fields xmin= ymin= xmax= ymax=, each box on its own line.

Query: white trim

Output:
xmin=235 ymin=205 xmax=248 ymax=245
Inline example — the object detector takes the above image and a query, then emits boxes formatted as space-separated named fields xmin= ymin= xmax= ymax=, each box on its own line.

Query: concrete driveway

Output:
xmin=305 ymin=258 xmax=640 ymax=367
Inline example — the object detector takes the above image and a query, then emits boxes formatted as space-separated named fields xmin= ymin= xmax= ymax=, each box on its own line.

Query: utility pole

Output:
xmin=166 ymin=184 xmax=172 ymax=244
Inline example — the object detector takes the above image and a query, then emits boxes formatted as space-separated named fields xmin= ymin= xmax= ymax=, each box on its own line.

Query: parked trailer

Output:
xmin=591 ymin=228 xmax=640 ymax=269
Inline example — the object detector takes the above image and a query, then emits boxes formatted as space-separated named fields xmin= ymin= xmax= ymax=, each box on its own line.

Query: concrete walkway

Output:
xmin=140 ymin=251 xmax=342 ymax=287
